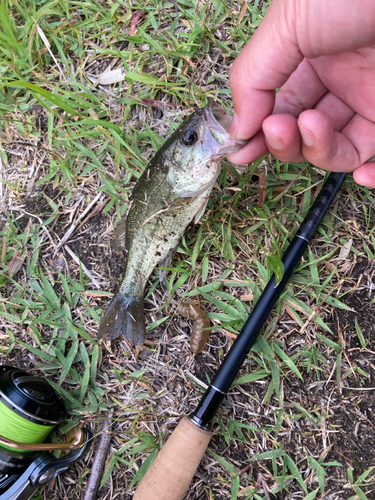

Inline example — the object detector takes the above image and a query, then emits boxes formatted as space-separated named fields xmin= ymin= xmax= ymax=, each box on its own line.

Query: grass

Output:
xmin=1 ymin=0 xmax=375 ymax=499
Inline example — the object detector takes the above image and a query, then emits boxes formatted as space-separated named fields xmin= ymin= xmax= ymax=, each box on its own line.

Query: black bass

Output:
xmin=97 ymin=101 xmax=245 ymax=344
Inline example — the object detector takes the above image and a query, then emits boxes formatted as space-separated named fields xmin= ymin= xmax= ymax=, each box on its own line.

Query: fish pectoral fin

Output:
xmin=157 ymin=243 xmax=179 ymax=282
xmin=111 ymin=217 xmax=127 ymax=251
xmin=194 ymin=198 xmax=209 ymax=223
xmin=177 ymin=160 xmax=220 ymax=198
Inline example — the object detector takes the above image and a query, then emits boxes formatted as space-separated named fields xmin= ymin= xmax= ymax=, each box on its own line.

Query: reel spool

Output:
xmin=0 ymin=366 xmax=91 ymax=500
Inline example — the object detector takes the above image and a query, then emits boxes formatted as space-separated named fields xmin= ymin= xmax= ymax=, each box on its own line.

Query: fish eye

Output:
xmin=182 ymin=128 xmax=198 ymax=146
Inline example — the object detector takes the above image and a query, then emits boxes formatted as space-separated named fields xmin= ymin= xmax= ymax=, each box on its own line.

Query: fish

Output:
xmin=178 ymin=300 xmax=211 ymax=354
xmin=97 ymin=100 xmax=246 ymax=344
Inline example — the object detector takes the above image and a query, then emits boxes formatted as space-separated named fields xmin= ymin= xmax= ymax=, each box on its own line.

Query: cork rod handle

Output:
xmin=134 ymin=417 xmax=213 ymax=500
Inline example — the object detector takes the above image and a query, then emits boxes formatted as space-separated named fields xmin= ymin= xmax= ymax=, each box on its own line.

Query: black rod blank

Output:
xmin=191 ymin=171 xmax=347 ymax=429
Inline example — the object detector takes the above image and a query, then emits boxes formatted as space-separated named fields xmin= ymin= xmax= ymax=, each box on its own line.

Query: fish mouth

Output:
xmin=203 ymin=100 xmax=247 ymax=158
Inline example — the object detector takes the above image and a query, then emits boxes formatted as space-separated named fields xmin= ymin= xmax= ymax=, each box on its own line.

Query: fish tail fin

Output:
xmin=97 ymin=293 xmax=146 ymax=345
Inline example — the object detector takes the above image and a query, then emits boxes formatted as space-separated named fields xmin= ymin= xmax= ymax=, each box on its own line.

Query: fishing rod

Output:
xmin=134 ymin=170 xmax=347 ymax=500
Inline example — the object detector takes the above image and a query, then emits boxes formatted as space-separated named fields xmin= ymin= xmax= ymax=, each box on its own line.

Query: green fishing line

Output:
xmin=0 ymin=400 xmax=55 ymax=452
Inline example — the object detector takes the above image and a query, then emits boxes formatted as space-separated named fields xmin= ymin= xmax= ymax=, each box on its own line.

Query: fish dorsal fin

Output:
xmin=111 ymin=217 xmax=127 ymax=251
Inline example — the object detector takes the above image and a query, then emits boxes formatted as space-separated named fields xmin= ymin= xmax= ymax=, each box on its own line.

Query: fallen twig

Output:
xmin=64 ymin=244 xmax=101 ymax=288
xmin=54 ymin=193 xmax=103 ymax=254
xmin=83 ymin=418 xmax=113 ymax=500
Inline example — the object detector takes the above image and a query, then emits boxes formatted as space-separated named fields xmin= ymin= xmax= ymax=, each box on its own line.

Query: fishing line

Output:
xmin=0 ymin=400 xmax=55 ymax=452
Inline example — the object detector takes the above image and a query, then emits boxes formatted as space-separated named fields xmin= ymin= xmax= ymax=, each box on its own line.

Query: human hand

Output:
xmin=228 ymin=0 xmax=375 ymax=188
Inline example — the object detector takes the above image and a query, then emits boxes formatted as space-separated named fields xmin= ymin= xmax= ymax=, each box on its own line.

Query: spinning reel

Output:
xmin=0 ymin=366 xmax=92 ymax=500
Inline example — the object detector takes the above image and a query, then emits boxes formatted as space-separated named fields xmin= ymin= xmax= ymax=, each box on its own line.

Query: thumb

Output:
xmin=229 ymin=0 xmax=303 ymax=140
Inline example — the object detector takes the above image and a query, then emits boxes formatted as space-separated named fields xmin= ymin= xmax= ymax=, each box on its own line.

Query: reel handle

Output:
xmin=0 ymin=428 xmax=92 ymax=500
xmin=0 ymin=426 xmax=87 ymax=452
xmin=134 ymin=418 xmax=212 ymax=500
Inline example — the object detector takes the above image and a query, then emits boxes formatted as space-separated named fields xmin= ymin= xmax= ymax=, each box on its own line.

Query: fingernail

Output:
xmin=229 ymin=112 xmax=239 ymax=138
xmin=300 ymin=126 xmax=315 ymax=147
xmin=264 ymin=132 xmax=283 ymax=150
